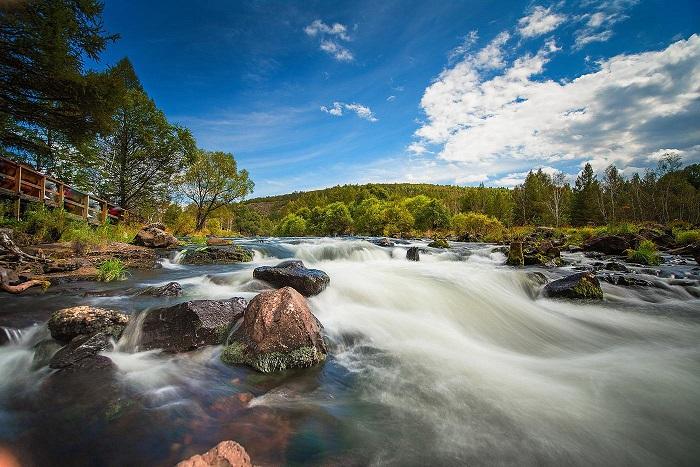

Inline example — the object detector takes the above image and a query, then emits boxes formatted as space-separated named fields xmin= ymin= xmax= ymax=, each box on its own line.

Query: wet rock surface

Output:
xmin=48 ymin=306 xmax=129 ymax=343
xmin=49 ymin=332 xmax=112 ymax=369
xmin=406 ymin=246 xmax=420 ymax=261
xmin=543 ymin=272 xmax=604 ymax=300
xmin=180 ymin=246 xmax=254 ymax=265
xmin=583 ymin=235 xmax=635 ymax=255
xmin=139 ymin=298 xmax=247 ymax=352
xmin=176 ymin=440 xmax=252 ymax=467
xmin=222 ymin=287 xmax=327 ymax=373
xmin=253 ymin=260 xmax=330 ymax=296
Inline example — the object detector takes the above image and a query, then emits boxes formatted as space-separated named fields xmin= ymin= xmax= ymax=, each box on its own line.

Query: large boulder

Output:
xmin=176 ymin=440 xmax=252 ymax=467
xmin=583 ymin=235 xmax=634 ymax=255
xmin=49 ymin=332 xmax=112 ymax=369
xmin=138 ymin=298 xmax=247 ymax=352
xmin=133 ymin=223 xmax=179 ymax=249
xmin=221 ymin=287 xmax=327 ymax=373
xmin=180 ymin=246 xmax=253 ymax=265
xmin=48 ymin=306 xmax=129 ymax=343
xmin=253 ymin=260 xmax=330 ymax=296
xmin=506 ymin=241 xmax=524 ymax=266
xmin=406 ymin=246 xmax=420 ymax=261
xmin=543 ymin=272 xmax=604 ymax=300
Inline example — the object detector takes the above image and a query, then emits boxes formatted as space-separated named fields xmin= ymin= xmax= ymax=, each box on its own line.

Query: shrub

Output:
xmin=96 ymin=258 xmax=127 ymax=282
xmin=452 ymin=212 xmax=504 ymax=242
xmin=675 ymin=230 xmax=700 ymax=245
xmin=626 ymin=240 xmax=661 ymax=266
xmin=23 ymin=205 xmax=70 ymax=242
xmin=276 ymin=214 xmax=307 ymax=237
xmin=606 ymin=222 xmax=639 ymax=235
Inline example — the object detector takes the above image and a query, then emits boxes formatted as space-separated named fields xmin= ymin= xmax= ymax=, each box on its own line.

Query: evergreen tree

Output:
xmin=571 ymin=163 xmax=600 ymax=226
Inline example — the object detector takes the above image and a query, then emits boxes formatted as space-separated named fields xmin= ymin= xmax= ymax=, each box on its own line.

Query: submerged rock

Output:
xmin=373 ymin=238 xmax=395 ymax=247
xmin=600 ymin=274 xmax=653 ymax=287
xmin=543 ymin=272 xmax=604 ymax=300
xmin=48 ymin=306 xmax=129 ymax=343
xmin=139 ymin=298 xmax=247 ymax=352
xmin=428 ymin=239 xmax=449 ymax=249
xmin=253 ymin=260 xmax=330 ymax=296
xmin=176 ymin=440 xmax=252 ymax=467
xmin=133 ymin=222 xmax=179 ymax=249
xmin=221 ymin=287 xmax=327 ymax=373
xmin=136 ymin=281 xmax=183 ymax=297
xmin=49 ymin=332 xmax=112 ymax=369
xmin=506 ymin=241 xmax=524 ymax=266
xmin=180 ymin=246 xmax=253 ymax=265
xmin=604 ymin=261 xmax=629 ymax=272
xmin=32 ymin=339 xmax=63 ymax=369
xmin=583 ymin=235 xmax=633 ymax=255
xmin=406 ymin=246 xmax=420 ymax=261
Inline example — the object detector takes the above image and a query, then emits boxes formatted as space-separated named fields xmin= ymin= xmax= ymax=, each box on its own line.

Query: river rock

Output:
xmin=32 ymin=339 xmax=63 ymax=369
xmin=176 ymin=440 xmax=252 ymax=467
xmin=48 ymin=306 xmax=129 ymax=343
xmin=543 ymin=272 xmax=604 ymax=300
xmin=604 ymin=261 xmax=629 ymax=272
xmin=506 ymin=241 xmax=524 ymax=266
xmin=206 ymin=236 xmax=233 ymax=246
xmin=406 ymin=246 xmax=420 ymax=261
xmin=583 ymin=235 xmax=633 ymax=255
xmin=139 ymin=298 xmax=247 ymax=352
xmin=180 ymin=246 xmax=253 ymax=265
xmin=136 ymin=281 xmax=183 ymax=297
xmin=253 ymin=260 xmax=330 ymax=296
xmin=49 ymin=332 xmax=112 ymax=369
xmin=600 ymin=274 xmax=652 ymax=287
xmin=221 ymin=287 xmax=327 ymax=373
xmin=428 ymin=239 xmax=449 ymax=249
xmin=133 ymin=223 xmax=179 ymax=249
xmin=374 ymin=238 xmax=395 ymax=247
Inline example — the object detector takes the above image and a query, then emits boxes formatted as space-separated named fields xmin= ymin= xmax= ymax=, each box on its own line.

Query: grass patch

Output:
xmin=96 ymin=258 xmax=127 ymax=282
xmin=626 ymin=240 xmax=661 ymax=266
xmin=675 ymin=230 xmax=700 ymax=245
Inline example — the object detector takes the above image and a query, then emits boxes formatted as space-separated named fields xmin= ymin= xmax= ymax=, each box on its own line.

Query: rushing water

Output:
xmin=0 ymin=237 xmax=699 ymax=466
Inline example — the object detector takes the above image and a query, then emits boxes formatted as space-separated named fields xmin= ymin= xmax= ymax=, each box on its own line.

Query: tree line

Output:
xmin=0 ymin=0 xmax=252 ymax=231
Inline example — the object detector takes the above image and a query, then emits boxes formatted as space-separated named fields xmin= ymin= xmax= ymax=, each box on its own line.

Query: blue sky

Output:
xmin=98 ymin=0 xmax=700 ymax=197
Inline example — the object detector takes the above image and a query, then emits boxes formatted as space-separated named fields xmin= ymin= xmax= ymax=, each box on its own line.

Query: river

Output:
xmin=1 ymin=237 xmax=699 ymax=466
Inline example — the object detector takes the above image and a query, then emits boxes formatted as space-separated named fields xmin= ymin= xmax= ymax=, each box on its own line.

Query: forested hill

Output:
xmin=245 ymin=183 xmax=513 ymax=222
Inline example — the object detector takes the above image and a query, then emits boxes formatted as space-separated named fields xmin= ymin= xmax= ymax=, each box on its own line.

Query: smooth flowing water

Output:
xmin=0 ymin=238 xmax=699 ymax=466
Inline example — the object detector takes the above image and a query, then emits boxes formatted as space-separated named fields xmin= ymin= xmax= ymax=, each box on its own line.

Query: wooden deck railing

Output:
xmin=0 ymin=156 xmax=125 ymax=224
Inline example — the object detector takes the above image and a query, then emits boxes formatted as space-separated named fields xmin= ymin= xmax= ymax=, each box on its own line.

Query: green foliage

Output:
xmin=276 ymin=214 xmax=307 ymax=236
xmin=323 ymin=202 xmax=353 ymax=236
xmin=96 ymin=258 xmax=127 ymax=282
xmin=381 ymin=204 xmax=414 ymax=237
xmin=627 ymin=240 xmax=661 ymax=266
xmin=606 ymin=222 xmax=639 ymax=235
xmin=21 ymin=205 xmax=70 ymax=242
xmin=675 ymin=230 xmax=700 ymax=245
xmin=452 ymin=212 xmax=505 ymax=242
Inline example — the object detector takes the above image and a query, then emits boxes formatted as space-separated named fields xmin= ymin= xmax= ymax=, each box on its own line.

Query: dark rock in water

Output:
xmin=48 ymin=306 xmax=129 ymax=343
xmin=406 ymin=246 xmax=420 ymax=261
xmin=222 ymin=287 xmax=327 ymax=373
xmin=43 ymin=259 xmax=81 ymax=274
xmin=181 ymin=246 xmax=253 ymax=265
xmin=139 ymin=298 xmax=247 ymax=352
xmin=605 ymin=262 xmax=629 ymax=272
xmin=543 ymin=272 xmax=603 ymax=300
xmin=491 ymin=246 xmax=509 ymax=255
xmin=567 ymin=245 xmax=583 ymax=253
xmin=428 ymin=239 xmax=449 ymax=249
xmin=137 ymin=281 xmax=183 ymax=297
xmin=133 ymin=222 xmax=179 ymax=248
xmin=506 ymin=241 xmax=524 ymax=266
xmin=253 ymin=260 xmax=330 ymax=296
xmin=600 ymin=274 xmax=653 ymax=287
xmin=176 ymin=440 xmax=252 ymax=467
xmin=49 ymin=332 xmax=112 ymax=369
xmin=583 ymin=235 xmax=634 ymax=255
xmin=32 ymin=339 xmax=63 ymax=369
xmin=373 ymin=238 xmax=395 ymax=247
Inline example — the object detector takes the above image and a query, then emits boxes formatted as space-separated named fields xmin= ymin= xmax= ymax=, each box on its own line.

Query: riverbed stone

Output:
xmin=176 ymin=440 xmax=252 ymax=467
xmin=139 ymin=298 xmax=247 ymax=352
xmin=428 ymin=239 xmax=449 ymax=249
xmin=133 ymin=223 xmax=179 ymax=249
xmin=406 ymin=246 xmax=420 ymax=261
xmin=543 ymin=272 xmax=604 ymax=300
xmin=253 ymin=260 xmax=330 ymax=296
xmin=180 ymin=246 xmax=253 ymax=265
xmin=373 ymin=238 xmax=395 ymax=247
xmin=583 ymin=235 xmax=634 ymax=255
xmin=49 ymin=332 xmax=112 ymax=369
xmin=136 ymin=281 xmax=183 ymax=297
xmin=506 ymin=241 xmax=524 ymax=266
xmin=48 ymin=306 xmax=129 ymax=343
xmin=221 ymin=287 xmax=327 ymax=373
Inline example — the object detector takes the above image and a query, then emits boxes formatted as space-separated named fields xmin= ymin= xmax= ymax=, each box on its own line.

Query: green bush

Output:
xmin=452 ymin=212 xmax=504 ymax=242
xmin=23 ymin=205 xmax=70 ymax=242
xmin=675 ymin=230 xmax=700 ymax=245
xmin=96 ymin=258 xmax=127 ymax=282
xmin=626 ymin=240 xmax=661 ymax=266
xmin=276 ymin=213 xmax=307 ymax=237
xmin=606 ymin=222 xmax=639 ymax=235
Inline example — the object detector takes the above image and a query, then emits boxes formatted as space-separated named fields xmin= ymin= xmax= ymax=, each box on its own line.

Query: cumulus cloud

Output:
xmin=305 ymin=19 xmax=354 ymax=61
xmin=518 ymin=6 xmax=566 ymax=38
xmin=412 ymin=32 xmax=700 ymax=182
xmin=321 ymin=102 xmax=378 ymax=122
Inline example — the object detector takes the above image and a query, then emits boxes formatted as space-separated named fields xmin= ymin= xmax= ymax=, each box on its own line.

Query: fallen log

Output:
xmin=0 ymin=232 xmax=49 ymax=264
xmin=1 ymin=279 xmax=50 ymax=294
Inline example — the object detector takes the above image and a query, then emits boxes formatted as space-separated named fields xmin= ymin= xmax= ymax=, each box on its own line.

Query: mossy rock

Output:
xmin=428 ymin=239 xmax=449 ymax=249
xmin=506 ymin=241 xmax=524 ymax=266
xmin=221 ymin=342 xmax=325 ymax=373
xmin=543 ymin=272 xmax=603 ymax=300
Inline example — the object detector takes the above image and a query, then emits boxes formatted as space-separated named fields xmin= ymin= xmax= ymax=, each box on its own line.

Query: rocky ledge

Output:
xmin=179 ymin=246 xmax=254 ymax=265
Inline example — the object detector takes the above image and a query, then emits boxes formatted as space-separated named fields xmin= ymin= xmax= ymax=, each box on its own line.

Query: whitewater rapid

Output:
xmin=1 ymin=237 xmax=699 ymax=466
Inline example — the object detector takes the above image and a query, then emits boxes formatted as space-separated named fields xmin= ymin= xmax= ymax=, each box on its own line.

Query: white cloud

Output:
xmin=412 ymin=33 xmax=700 ymax=182
xmin=573 ymin=0 xmax=638 ymax=49
xmin=448 ymin=30 xmax=479 ymax=63
xmin=407 ymin=142 xmax=429 ymax=155
xmin=321 ymin=102 xmax=378 ymax=122
xmin=319 ymin=40 xmax=354 ymax=61
xmin=386 ymin=95 xmax=396 ymax=102
xmin=518 ymin=6 xmax=566 ymax=38
xmin=305 ymin=19 xmax=354 ymax=61
xmin=304 ymin=20 xmax=350 ymax=41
